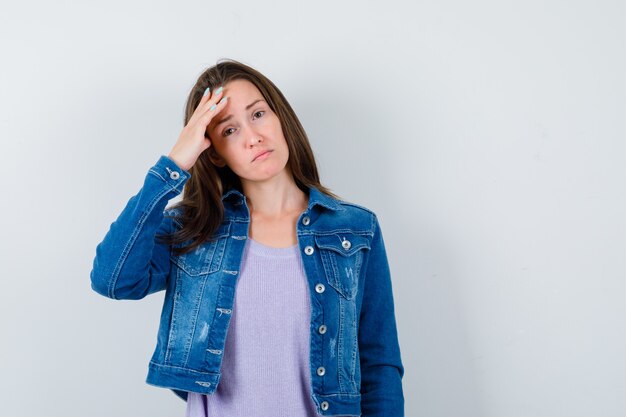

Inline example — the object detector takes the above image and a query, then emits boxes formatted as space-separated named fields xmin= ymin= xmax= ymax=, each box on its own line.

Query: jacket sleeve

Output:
xmin=358 ymin=213 xmax=405 ymax=416
xmin=90 ymin=155 xmax=190 ymax=300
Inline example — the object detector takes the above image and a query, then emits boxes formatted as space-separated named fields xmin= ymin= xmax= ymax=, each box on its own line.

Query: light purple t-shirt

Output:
xmin=185 ymin=237 xmax=327 ymax=417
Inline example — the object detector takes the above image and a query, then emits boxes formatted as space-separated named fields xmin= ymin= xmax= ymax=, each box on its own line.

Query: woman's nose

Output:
xmin=247 ymin=131 xmax=262 ymax=146
xmin=239 ymin=122 xmax=262 ymax=147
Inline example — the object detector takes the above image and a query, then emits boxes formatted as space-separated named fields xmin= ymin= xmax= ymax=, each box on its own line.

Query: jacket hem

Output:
xmin=312 ymin=392 xmax=362 ymax=416
xmin=145 ymin=360 xmax=221 ymax=402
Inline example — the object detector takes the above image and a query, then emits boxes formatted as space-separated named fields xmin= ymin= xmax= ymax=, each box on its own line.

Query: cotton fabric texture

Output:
xmin=186 ymin=237 xmax=351 ymax=416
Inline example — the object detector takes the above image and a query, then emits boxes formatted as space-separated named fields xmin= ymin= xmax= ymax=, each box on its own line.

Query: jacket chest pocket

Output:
xmin=314 ymin=233 xmax=371 ymax=300
xmin=171 ymin=222 xmax=231 ymax=276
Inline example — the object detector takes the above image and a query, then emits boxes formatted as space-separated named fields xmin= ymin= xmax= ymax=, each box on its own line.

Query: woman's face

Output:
xmin=205 ymin=79 xmax=290 ymax=183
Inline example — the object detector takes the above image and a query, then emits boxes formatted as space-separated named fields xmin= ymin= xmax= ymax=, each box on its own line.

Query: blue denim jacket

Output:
xmin=90 ymin=155 xmax=404 ymax=416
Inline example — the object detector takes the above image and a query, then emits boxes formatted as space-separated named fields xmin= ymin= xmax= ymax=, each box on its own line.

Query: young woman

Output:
xmin=90 ymin=59 xmax=404 ymax=417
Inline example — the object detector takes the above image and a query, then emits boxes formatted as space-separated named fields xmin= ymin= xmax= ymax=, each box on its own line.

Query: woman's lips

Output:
xmin=252 ymin=150 xmax=272 ymax=162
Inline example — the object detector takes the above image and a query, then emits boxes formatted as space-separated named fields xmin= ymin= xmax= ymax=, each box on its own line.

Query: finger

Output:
xmin=199 ymin=85 xmax=224 ymax=113
xmin=196 ymin=86 xmax=213 ymax=108
xmin=209 ymin=96 xmax=228 ymax=112
xmin=190 ymin=86 xmax=224 ymax=123
xmin=200 ymin=96 xmax=229 ymax=127
xmin=188 ymin=87 xmax=211 ymax=122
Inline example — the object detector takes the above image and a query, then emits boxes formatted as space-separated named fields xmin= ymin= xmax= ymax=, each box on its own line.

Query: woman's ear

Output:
xmin=207 ymin=145 xmax=227 ymax=168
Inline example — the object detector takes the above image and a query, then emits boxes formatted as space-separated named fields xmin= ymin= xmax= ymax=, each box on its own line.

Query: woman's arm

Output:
xmin=90 ymin=155 xmax=190 ymax=300
xmin=359 ymin=213 xmax=405 ymax=416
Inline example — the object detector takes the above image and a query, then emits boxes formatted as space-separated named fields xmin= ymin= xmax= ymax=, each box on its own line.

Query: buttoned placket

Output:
xmin=301 ymin=213 xmax=331 ymax=413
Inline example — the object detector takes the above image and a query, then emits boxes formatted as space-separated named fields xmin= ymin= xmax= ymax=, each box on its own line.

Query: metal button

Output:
xmin=302 ymin=216 xmax=310 ymax=225
xmin=317 ymin=366 xmax=326 ymax=376
xmin=321 ymin=401 xmax=329 ymax=411
xmin=342 ymin=239 xmax=351 ymax=250
xmin=318 ymin=324 xmax=327 ymax=334
xmin=169 ymin=171 xmax=180 ymax=180
xmin=315 ymin=283 xmax=325 ymax=293
xmin=304 ymin=245 xmax=314 ymax=255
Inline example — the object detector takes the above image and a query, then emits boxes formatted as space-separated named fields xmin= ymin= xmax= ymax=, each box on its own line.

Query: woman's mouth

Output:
xmin=252 ymin=150 xmax=273 ymax=162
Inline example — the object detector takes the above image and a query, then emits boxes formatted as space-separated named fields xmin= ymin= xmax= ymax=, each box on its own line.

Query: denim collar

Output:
xmin=221 ymin=184 xmax=342 ymax=212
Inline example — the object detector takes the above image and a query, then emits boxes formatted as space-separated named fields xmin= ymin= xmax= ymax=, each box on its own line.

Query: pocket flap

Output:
xmin=171 ymin=222 xmax=231 ymax=276
xmin=314 ymin=233 xmax=371 ymax=256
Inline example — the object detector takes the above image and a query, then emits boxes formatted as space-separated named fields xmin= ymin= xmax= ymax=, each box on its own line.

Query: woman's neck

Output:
xmin=242 ymin=177 xmax=308 ymax=220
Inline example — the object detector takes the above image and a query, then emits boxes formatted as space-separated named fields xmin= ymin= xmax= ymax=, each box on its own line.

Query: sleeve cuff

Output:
xmin=148 ymin=155 xmax=191 ymax=192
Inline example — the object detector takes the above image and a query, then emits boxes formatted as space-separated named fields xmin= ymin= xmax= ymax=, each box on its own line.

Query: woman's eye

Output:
xmin=222 ymin=111 xmax=264 ymax=137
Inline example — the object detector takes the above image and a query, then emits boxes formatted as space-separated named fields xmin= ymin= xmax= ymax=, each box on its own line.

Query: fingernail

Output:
xmin=215 ymin=86 xmax=223 ymax=95
xmin=219 ymin=96 xmax=228 ymax=104
xmin=203 ymin=87 xmax=210 ymax=96
xmin=209 ymin=104 xmax=217 ymax=111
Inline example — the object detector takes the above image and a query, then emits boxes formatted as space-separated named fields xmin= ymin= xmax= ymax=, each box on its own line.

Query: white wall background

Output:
xmin=1 ymin=0 xmax=624 ymax=416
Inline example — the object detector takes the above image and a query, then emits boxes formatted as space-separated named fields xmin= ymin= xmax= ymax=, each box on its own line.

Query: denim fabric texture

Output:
xmin=90 ymin=155 xmax=405 ymax=416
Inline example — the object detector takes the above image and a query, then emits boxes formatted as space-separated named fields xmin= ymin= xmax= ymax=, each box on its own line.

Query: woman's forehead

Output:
xmin=223 ymin=78 xmax=259 ymax=95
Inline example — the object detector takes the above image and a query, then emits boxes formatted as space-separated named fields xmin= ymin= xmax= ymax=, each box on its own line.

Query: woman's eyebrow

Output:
xmin=214 ymin=99 xmax=265 ymax=127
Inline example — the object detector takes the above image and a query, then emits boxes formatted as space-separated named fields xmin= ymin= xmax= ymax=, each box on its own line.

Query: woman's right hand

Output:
xmin=167 ymin=86 xmax=228 ymax=172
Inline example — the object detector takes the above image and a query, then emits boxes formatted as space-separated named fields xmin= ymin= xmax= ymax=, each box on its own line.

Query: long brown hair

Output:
xmin=158 ymin=58 xmax=341 ymax=256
